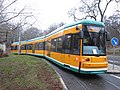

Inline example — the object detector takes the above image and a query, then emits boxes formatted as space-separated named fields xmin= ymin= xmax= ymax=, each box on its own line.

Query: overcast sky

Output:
xmin=8 ymin=0 xmax=119 ymax=30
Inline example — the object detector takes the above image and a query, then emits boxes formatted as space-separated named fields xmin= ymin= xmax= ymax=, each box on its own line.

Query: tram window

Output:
xmin=40 ymin=43 xmax=44 ymax=50
xmin=57 ymin=37 xmax=63 ymax=53
xmin=63 ymin=34 xmax=72 ymax=54
xmin=21 ymin=45 xmax=24 ymax=50
xmin=11 ymin=46 xmax=14 ymax=50
xmin=45 ymin=41 xmax=50 ymax=50
xmin=51 ymin=39 xmax=57 ymax=52
xmin=45 ymin=41 xmax=48 ymax=50
xmin=25 ymin=45 xmax=26 ymax=50
xmin=43 ymin=42 xmax=45 ymax=50
xmin=11 ymin=46 xmax=17 ymax=50
xmin=27 ymin=44 xmax=32 ymax=50
xmin=36 ymin=42 xmax=44 ymax=50
xmin=21 ymin=45 xmax=26 ymax=50
xmin=14 ymin=46 xmax=17 ymax=50
xmin=35 ymin=43 xmax=39 ymax=50
xmin=72 ymin=33 xmax=80 ymax=55
xmin=47 ymin=41 xmax=52 ymax=51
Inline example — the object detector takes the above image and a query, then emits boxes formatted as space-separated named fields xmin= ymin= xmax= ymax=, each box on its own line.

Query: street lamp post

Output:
xmin=18 ymin=30 xmax=21 ymax=55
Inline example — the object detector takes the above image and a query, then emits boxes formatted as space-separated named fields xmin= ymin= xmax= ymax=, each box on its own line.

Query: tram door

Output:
xmin=63 ymin=34 xmax=72 ymax=65
xmin=47 ymin=40 xmax=51 ymax=57
xmin=44 ymin=40 xmax=52 ymax=57
xmin=63 ymin=34 xmax=80 ymax=68
xmin=32 ymin=44 xmax=35 ymax=53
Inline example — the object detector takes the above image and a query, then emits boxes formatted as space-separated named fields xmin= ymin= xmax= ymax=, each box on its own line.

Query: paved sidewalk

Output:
xmin=107 ymin=63 xmax=120 ymax=73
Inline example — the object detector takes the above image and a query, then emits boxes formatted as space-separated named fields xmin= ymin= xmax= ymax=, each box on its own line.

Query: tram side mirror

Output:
xmin=106 ymin=31 xmax=110 ymax=41
xmin=80 ymin=30 xmax=83 ymax=39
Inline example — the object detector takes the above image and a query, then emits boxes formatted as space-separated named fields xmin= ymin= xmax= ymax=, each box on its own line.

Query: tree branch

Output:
xmin=103 ymin=0 xmax=113 ymax=17
xmin=0 ymin=0 xmax=18 ymax=14
xmin=0 ymin=7 xmax=25 ymax=24
xmin=98 ymin=0 xmax=103 ymax=21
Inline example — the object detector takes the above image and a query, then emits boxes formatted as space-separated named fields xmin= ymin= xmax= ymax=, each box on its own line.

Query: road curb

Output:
xmin=107 ymin=63 xmax=120 ymax=74
xmin=42 ymin=58 xmax=68 ymax=90
xmin=54 ymin=69 xmax=68 ymax=90
xmin=107 ymin=72 xmax=120 ymax=74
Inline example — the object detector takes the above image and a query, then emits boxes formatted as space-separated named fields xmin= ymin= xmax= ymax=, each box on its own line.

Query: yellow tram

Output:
xmin=11 ymin=19 xmax=109 ymax=74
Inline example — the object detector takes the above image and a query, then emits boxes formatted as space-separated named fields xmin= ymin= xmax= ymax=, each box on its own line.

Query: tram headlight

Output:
xmin=82 ymin=58 xmax=90 ymax=62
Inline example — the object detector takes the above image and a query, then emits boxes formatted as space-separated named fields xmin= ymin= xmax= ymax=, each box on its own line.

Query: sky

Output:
xmin=7 ymin=0 xmax=119 ymax=30
xmin=10 ymin=0 xmax=80 ymax=30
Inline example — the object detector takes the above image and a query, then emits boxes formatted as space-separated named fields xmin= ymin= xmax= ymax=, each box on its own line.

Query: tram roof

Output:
xmin=27 ymin=36 xmax=45 ymax=42
xmin=64 ymin=19 xmax=105 ymax=28
xmin=24 ymin=19 xmax=105 ymax=42
xmin=44 ymin=19 xmax=105 ymax=38
xmin=12 ymin=19 xmax=105 ymax=44
xmin=12 ymin=42 xmax=19 ymax=45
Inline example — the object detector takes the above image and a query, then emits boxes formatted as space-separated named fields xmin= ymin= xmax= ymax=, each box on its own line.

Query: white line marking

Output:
xmin=110 ymin=74 xmax=120 ymax=80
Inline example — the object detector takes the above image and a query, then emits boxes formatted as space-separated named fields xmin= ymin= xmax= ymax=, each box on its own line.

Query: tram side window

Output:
xmin=21 ymin=45 xmax=26 ymax=50
xmin=21 ymin=45 xmax=24 ymax=50
xmin=51 ymin=39 xmax=57 ymax=52
xmin=39 ymin=42 xmax=44 ymax=50
xmin=11 ymin=46 xmax=17 ymax=50
xmin=11 ymin=46 xmax=13 ymax=50
xmin=63 ymin=34 xmax=72 ymax=54
xmin=27 ymin=44 xmax=32 ymax=50
xmin=45 ymin=41 xmax=49 ymax=50
xmin=35 ymin=42 xmax=44 ymax=50
xmin=57 ymin=37 xmax=63 ymax=53
xmin=35 ymin=43 xmax=39 ymax=50
xmin=72 ymin=33 xmax=80 ymax=55
xmin=46 ymin=41 xmax=52 ymax=51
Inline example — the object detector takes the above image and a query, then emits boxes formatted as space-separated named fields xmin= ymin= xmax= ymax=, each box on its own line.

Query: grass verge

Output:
xmin=0 ymin=54 xmax=63 ymax=90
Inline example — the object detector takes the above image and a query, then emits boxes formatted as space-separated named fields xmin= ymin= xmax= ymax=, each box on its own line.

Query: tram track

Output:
xmin=42 ymin=58 xmax=89 ymax=90
xmin=72 ymin=73 xmax=120 ymax=90
xmin=71 ymin=74 xmax=89 ymax=90
xmin=99 ymin=74 xmax=120 ymax=90
xmin=41 ymin=57 xmax=120 ymax=90
xmin=103 ymin=79 xmax=120 ymax=89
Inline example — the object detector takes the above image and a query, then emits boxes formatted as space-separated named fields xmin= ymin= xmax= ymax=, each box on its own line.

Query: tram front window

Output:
xmin=83 ymin=25 xmax=106 ymax=56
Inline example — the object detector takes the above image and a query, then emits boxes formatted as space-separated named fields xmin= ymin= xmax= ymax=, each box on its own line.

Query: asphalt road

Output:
xmin=42 ymin=58 xmax=120 ymax=90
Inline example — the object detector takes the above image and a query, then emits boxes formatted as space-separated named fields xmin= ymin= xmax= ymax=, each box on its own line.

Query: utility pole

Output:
xmin=18 ymin=27 xmax=21 ymax=55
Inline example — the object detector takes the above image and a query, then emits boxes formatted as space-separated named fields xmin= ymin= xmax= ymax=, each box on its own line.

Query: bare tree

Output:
xmin=46 ymin=22 xmax=65 ymax=34
xmin=105 ymin=10 xmax=120 ymax=40
xmin=21 ymin=27 xmax=42 ymax=40
xmin=68 ymin=0 xmax=120 ymax=22
xmin=0 ymin=8 xmax=25 ymax=24
xmin=0 ymin=0 xmax=35 ymax=49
